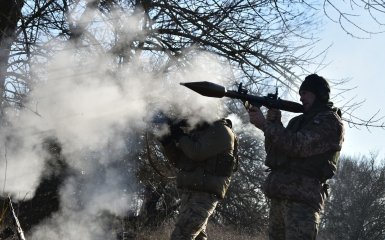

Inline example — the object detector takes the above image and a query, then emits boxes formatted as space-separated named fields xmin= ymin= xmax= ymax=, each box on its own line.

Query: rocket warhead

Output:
xmin=180 ymin=81 xmax=304 ymax=113
xmin=180 ymin=81 xmax=226 ymax=98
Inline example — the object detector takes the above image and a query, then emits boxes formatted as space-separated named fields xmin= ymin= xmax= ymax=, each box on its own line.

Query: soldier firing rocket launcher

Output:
xmin=180 ymin=81 xmax=304 ymax=113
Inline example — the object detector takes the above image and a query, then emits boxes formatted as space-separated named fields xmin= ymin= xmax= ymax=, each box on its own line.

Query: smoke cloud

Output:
xmin=0 ymin=7 xmax=235 ymax=240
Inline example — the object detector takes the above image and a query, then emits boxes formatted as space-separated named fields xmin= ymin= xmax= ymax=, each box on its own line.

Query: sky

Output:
xmin=317 ymin=16 xmax=385 ymax=161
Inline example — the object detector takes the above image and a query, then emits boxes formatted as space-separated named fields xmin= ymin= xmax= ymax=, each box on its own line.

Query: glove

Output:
xmin=169 ymin=124 xmax=186 ymax=141
xmin=248 ymin=106 xmax=265 ymax=130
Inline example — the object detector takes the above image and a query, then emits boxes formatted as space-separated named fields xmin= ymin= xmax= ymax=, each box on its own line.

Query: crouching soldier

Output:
xmin=159 ymin=118 xmax=238 ymax=240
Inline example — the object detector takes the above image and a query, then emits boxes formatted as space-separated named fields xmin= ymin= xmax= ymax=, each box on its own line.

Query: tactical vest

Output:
xmin=265 ymin=111 xmax=340 ymax=182
xmin=176 ymin=119 xmax=238 ymax=199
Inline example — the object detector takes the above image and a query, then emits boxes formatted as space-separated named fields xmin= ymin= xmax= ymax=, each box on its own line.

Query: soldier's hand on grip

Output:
xmin=266 ymin=108 xmax=281 ymax=123
xmin=248 ymin=106 xmax=266 ymax=130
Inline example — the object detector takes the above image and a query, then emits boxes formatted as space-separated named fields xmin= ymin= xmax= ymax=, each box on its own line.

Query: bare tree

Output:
xmin=0 ymin=0 xmax=24 ymax=120
xmin=323 ymin=0 xmax=385 ymax=38
xmin=320 ymin=155 xmax=385 ymax=240
xmin=3 ymin=1 xmax=385 ymax=125
xmin=3 ymin=1 xmax=322 ymax=104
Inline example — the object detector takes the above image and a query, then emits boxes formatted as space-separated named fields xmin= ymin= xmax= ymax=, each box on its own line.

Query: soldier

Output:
xmin=248 ymin=74 xmax=344 ymax=240
xmin=159 ymin=117 xmax=237 ymax=240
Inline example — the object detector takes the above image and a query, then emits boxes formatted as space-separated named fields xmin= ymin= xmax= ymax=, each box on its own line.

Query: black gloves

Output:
xmin=159 ymin=124 xmax=185 ymax=145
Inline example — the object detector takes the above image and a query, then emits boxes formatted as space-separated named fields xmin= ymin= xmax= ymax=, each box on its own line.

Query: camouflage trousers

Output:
xmin=170 ymin=191 xmax=218 ymax=240
xmin=268 ymin=198 xmax=320 ymax=240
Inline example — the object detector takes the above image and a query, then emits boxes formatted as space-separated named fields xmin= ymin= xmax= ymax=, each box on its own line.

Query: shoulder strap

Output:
xmin=224 ymin=118 xmax=239 ymax=172
xmin=233 ymin=134 xmax=239 ymax=172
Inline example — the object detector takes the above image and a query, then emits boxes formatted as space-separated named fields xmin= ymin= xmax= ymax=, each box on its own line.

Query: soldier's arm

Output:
xmin=263 ymin=112 xmax=344 ymax=158
xmin=162 ymin=142 xmax=182 ymax=164
xmin=264 ymin=109 xmax=283 ymax=152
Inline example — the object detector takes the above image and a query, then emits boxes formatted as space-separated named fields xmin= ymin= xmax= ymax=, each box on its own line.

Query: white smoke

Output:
xmin=0 ymin=6 xmax=234 ymax=240
xmin=226 ymin=113 xmax=264 ymax=140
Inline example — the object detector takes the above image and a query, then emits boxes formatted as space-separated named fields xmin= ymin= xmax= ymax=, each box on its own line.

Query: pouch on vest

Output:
xmin=215 ymin=153 xmax=237 ymax=177
xmin=263 ymin=171 xmax=326 ymax=210
xmin=290 ymin=150 xmax=340 ymax=182
xmin=177 ymin=168 xmax=231 ymax=199
xmin=265 ymin=144 xmax=289 ymax=170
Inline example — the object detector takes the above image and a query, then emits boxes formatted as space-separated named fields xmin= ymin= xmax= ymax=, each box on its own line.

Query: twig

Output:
xmin=2 ymin=143 xmax=7 ymax=195
xmin=8 ymin=196 xmax=26 ymax=240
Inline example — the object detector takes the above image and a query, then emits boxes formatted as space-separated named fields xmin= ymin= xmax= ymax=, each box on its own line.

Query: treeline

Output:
xmin=320 ymin=154 xmax=385 ymax=240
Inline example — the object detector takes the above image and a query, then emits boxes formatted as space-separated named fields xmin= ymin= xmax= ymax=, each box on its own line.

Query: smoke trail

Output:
xmin=0 ymin=7 xmax=234 ymax=240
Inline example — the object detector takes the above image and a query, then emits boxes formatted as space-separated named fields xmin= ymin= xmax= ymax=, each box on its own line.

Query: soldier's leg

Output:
xmin=170 ymin=192 xmax=218 ymax=240
xmin=268 ymin=198 xmax=286 ymax=240
xmin=284 ymin=201 xmax=320 ymax=240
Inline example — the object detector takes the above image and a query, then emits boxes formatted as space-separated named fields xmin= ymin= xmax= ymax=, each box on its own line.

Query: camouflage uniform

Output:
xmin=262 ymin=103 xmax=344 ymax=240
xmin=170 ymin=192 xmax=218 ymax=240
xmin=162 ymin=119 xmax=237 ymax=240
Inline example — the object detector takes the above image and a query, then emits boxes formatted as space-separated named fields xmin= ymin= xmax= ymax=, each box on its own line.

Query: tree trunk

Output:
xmin=0 ymin=0 xmax=24 ymax=120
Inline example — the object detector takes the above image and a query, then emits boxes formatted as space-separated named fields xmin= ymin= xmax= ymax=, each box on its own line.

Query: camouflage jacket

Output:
xmin=162 ymin=119 xmax=237 ymax=199
xmin=262 ymin=104 xmax=344 ymax=210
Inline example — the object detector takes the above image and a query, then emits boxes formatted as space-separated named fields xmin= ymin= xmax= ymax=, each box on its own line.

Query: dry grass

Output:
xmin=133 ymin=220 xmax=267 ymax=240
xmin=208 ymin=224 xmax=267 ymax=240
